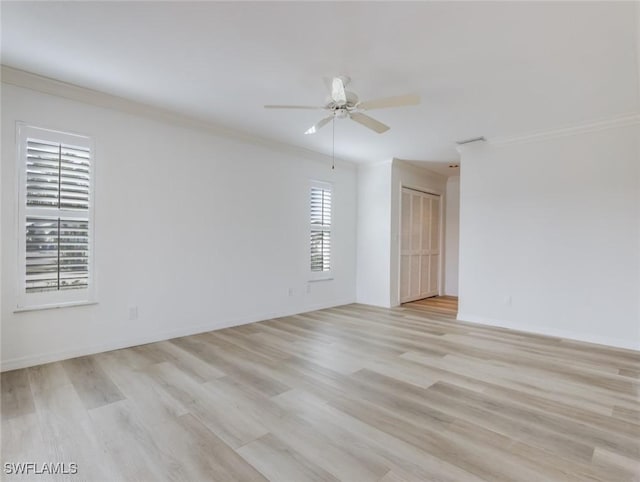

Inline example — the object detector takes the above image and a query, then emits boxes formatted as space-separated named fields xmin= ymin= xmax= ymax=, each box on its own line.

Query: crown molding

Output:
xmin=1 ymin=65 xmax=357 ymax=170
xmin=490 ymin=112 xmax=640 ymax=147
xmin=392 ymin=158 xmax=447 ymax=180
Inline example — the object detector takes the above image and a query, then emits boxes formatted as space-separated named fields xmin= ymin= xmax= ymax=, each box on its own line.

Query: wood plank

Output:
xmin=32 ymin=383 xmax=120 ymax=480
xmin=27 ymin=362 xmax=70 ymax=396
xmin=62 ymin=356 xmax=124 ymax=410
xmin=145 ymin=362 xmax=269 ymax=449
xmin=237 ymin=433 xmax=339 ymax=482
xmin=1 ymin=414 xmax=49 ymax=477
xmin=88 ymin=399 xmax=176 ymax=480
xmin=177 ymin=414 xmax=268 ymax=481
xmin=1 ymin=369 xmax=35 ymax=420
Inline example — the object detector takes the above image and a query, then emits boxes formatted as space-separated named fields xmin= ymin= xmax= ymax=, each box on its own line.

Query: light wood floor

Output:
xmin=404 ymin=295 xmax=459 ymax=315
xmin=2 ymin=303 xmax=640 ymax=481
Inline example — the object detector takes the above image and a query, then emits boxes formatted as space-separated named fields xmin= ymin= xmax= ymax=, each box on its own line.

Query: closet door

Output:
xmin=400 ymin=190 xmax=411 ymax=302
xmin=400 ymin=188 xmax=440 ymax=303
xmin=428 ymin=195 xmax=440 ymax=295
xmin=409 ymin=193 xmax=422 ymax=300
xmin=419 ymin=195 xmax=432 ymax=298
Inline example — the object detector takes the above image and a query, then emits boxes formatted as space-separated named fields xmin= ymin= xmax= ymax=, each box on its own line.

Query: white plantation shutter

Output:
xmin=25 ymin=218 xmax=90 ymax=292
xmin=310 ymin=181 xmax=332 ymax=275
xmin=310 ymin=230 xmax=331 ymax=272
xmin=17 ymin=125 xmax=94 ymax=309
xmin=26 ymin=140 xmax=91 ymax=209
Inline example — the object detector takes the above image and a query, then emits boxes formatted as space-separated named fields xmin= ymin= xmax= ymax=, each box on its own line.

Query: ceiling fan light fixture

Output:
xmin=331 ymin=77 xmax=347 ymax=106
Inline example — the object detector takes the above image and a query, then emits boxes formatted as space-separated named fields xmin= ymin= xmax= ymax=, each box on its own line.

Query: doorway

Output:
xmin=399 ymin=187 xmax=441 ymax=303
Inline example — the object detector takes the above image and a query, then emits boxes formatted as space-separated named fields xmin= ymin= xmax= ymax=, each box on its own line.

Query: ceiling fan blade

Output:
xmin=358 ymin=94 xmax=420 ymax=111
xmin=349 ymin=112 xmax=390 ymax=134
xmin=304 ymin=116 xmax=333 ymax=135
xmin=264 ymin=105 xmax=323 ymax=110
xmin=331 ymin=77 xmax=347 ymax=106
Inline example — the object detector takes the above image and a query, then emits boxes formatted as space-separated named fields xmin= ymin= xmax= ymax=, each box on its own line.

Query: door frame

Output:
xmin=397 ymin=184 xmax=445 ymax=305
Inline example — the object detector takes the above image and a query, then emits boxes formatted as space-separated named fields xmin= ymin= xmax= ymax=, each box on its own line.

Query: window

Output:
xmin=310 ymin=181 xmax=332 ymax=278
xmin=16 ymin=124 xmax=94 ymax=310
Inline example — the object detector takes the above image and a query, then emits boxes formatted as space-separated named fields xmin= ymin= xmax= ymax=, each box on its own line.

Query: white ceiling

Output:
xmin=2 ymin=1 xmax=639 ymax=165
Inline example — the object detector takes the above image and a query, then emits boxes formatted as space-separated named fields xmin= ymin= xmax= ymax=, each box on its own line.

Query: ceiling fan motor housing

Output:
xmin=325 ymin=91 xmax=359 ymax=111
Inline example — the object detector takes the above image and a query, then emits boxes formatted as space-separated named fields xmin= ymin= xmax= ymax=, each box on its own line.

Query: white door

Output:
xmin=400 ymin=188 xmax=440 ymax=303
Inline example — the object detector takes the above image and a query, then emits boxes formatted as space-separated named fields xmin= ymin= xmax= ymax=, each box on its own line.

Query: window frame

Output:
xmin=16 ymin=123 xmax=96 ymax=311
xmin=309 ymin=180 xmax=333 ymax=281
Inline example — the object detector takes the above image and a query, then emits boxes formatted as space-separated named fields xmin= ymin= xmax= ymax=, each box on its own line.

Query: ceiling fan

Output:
xmin=264 ymin=76 xmax=420 ymax=135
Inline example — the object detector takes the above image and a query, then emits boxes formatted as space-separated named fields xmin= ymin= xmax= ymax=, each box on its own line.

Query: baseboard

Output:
xmin=0 ymin=298 xmax=355 ymax=372
xmin=456 ymin=312 xmax=640 ymax=352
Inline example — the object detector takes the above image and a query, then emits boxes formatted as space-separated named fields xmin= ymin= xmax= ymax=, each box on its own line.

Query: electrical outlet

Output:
xmin=306 ymin=283 xmax=311 ymax=294
xmin=504 ymin=296 xmax=512 ymax=306
xmin=128 ymin=306 xmax=138 ymax=320
xmin=288 ymin=288 xmax=294 ymax=297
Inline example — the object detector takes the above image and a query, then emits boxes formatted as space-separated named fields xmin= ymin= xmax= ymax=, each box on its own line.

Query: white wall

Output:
xmin=390 ymin=160 xmax=447 ymax=307
xmin=1 ymin=83 xmax=358 ymax=370
xmin=356 ymin=159 xmax=448 ymax=308
xmin=356 ymin=160 xmax=454 ymax=307
xmin=458 ymin=123 xmax=640 ymax=350
xmin=356 ymin=161 xmax=392 ymax=307
xmin=444 ymin=176 xmax=460 ymax=296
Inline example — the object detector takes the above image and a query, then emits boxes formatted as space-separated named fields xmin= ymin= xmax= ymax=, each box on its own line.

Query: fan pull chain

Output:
xmin=331 ymin=114 xmax=335 ymax=170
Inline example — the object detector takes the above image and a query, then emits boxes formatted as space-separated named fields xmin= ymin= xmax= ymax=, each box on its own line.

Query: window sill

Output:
xmin=309 ymin=276 xmax=334 ymax=282
xmin=14 ymin=300 xmax=98 ymax=313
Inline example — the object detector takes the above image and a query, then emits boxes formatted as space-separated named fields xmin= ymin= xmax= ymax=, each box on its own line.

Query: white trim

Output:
xmin=1 ymin=65 xmax=357 ymax=171
xmin=0 ymin=298 xmax=355 ymax=372
xmin=309 ymin=179 xmax=333 ymax=192
xmin=14 ymin=300 xmax=98 ymax=313
xmin=308 ymin=273 xmax=333 ymax=281
xmin=391 ymin=159 xmax=447 ymax=306
xmin=457 ymin=312 xmax=640 ymax=352
xmin=490 ymin=112 xmax=640 ymax=147
xmin=396 ymin=185 xmax=444 ymax=304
